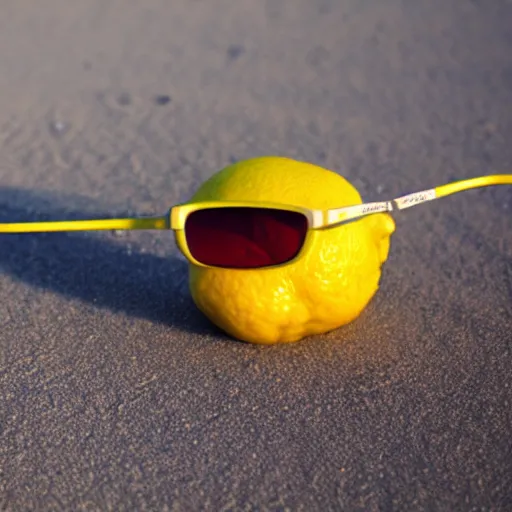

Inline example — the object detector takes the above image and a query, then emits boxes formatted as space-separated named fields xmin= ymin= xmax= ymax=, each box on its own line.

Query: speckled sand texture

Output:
xmin=0 ymin=1 xmax=511 ymax=510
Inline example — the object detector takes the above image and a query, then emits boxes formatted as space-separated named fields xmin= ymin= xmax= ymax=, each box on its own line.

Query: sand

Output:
xmin=0 ymin=0 xmax=511 ymax=509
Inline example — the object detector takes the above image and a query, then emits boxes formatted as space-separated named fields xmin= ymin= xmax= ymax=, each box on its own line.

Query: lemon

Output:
xmin=187 ymin=156 xmax=395 ymax=344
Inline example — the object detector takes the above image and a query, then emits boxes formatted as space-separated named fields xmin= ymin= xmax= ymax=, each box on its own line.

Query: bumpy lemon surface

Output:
xmin=187 ymin=156 xmax=395 ymax=344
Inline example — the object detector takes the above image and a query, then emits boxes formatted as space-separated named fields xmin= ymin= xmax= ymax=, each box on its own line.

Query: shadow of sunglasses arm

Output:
xmin=0 ymin=214 xmax=170 ymax=233
xmin=325 ymin=174 xmax=512 ymax=227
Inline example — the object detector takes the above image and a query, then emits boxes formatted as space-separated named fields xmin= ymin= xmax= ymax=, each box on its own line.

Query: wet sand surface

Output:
xmin=0 ymin=1 xmax=511 ymax=510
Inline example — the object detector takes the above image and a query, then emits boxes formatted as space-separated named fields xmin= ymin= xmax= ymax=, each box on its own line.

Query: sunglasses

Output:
xmin=1 ymin=174 xmax=511 ymax=270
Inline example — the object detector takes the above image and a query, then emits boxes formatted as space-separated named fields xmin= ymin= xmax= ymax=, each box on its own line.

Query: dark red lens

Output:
xmin=184 ymin=207 xmax=309 ymax=268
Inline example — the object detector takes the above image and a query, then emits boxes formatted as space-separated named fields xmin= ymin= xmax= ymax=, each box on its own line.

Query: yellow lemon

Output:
xmin=187 ymin=156 xmax=395 ymax=344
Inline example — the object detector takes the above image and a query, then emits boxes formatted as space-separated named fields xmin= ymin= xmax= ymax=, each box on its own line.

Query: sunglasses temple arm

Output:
xmin=0 ymin=214 xmax=171 ymax=233
xmin=393 ymin=174 xmax=512 ymax=210
xmin=326 ymin=174 xmax=512 ymax=225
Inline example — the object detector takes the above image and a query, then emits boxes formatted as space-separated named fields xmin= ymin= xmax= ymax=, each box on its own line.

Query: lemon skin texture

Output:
xmin=187 ymin=156 xmax=395 ymax=345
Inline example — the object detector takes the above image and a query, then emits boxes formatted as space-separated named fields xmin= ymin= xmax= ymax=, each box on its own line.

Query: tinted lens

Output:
xmin=184 ymin=207 xmax=308 ymax=268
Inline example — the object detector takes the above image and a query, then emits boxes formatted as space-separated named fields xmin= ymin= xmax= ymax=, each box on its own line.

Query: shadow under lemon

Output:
xmin=0 ymin=186 xmax=218 ymax=337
